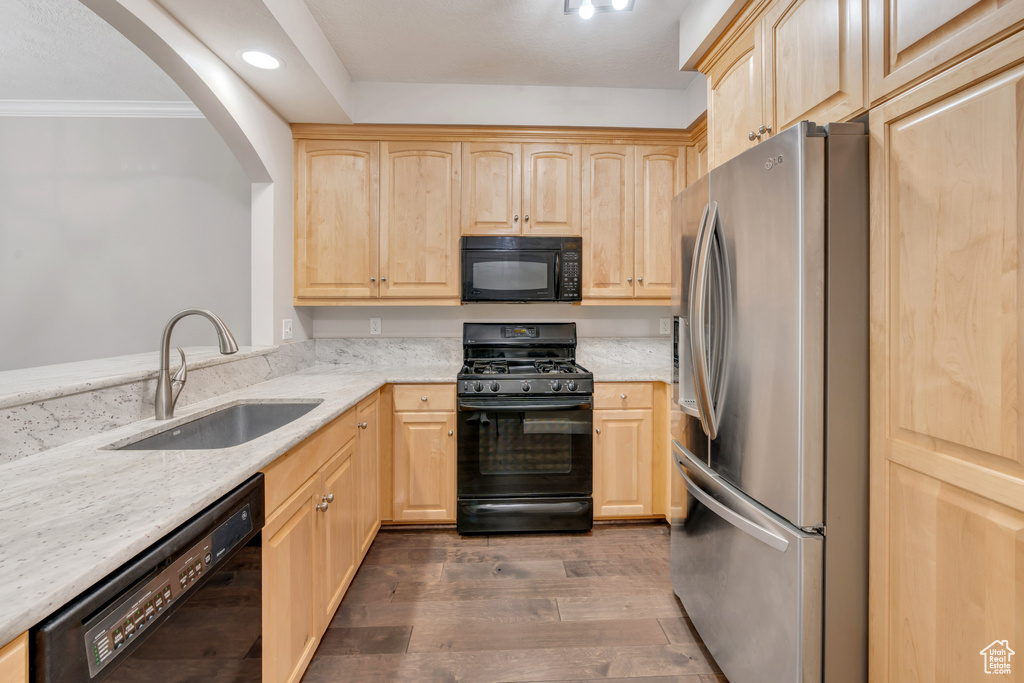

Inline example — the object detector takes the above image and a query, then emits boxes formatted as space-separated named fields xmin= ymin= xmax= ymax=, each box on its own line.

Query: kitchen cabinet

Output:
xmin=293 ymin=140 xmax=378 ymax=300
xmin=461 ymin=142 xmax=580 ymax=236
xmin=392 ymin=384 xmax=457 ymax=522
xmin=355 ymin=392 xmax=380 ymax=557
xmin=582 ymin=145 xmax=683 ymax=302
xmin=706 ymin=21 xmax=766 ymax=169
xmin=593 ymin=383 xmax=655 ymax=518
xmin=867 ymin=0 xmax=1024 ymax=104
xmin=379 ymin=141 xmax=462 ymax=300
xmin=0 ymin=633 xmax=28 ymax=683
xmin=261 ymin=410 xmax=359 ymax=683
xmin=867 ymin=32 xmax=1024 ymax=682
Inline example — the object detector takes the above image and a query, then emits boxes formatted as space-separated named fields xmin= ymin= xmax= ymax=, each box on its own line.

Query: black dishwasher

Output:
xmin=32 ymin=474 xmax=265 ymax=682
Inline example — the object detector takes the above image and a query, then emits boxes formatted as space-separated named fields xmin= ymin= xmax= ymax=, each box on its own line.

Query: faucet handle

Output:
xmin=170 ymin=347 xmax=187 ymax=410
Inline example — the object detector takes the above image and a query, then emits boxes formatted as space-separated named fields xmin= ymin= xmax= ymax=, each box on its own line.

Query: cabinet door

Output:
xmin=294 ymin=140 xmax=379 ymax=300
xmin=0 ymin=633 xmax=27 ymax=683
xmin=593 ymin=409 xmax=653 ymax=517
xmin=379 ymin=141 xmax=461 ymax=299
xmin=356 ymin=393 xmax=380 ymax=558
xmin=708 ymin=24 xmax=765 ymax=168
xmin=635 ymin=146 xmax=684 ymax=300
xmin=393 ymin=411 xmax=456 ymax=522
xmin=868 ymin=37 xmax=1024 ymax=682
xmin=867 ymin=0 xmax=1024 ymax=103
xmin=582 ymin=144 xmax=635 ymax=299
xmin=263 ymin=475 xmax=320 ymax=683
xmin=763 ymin=0 xmax=865 ymax=133
xmin=461 ymin=142 xmax=521 ymax=235
xmin=522 ymin=143 xmax=581 ymax=236
xmin=320 ymin=441 xmax=356 ymax=629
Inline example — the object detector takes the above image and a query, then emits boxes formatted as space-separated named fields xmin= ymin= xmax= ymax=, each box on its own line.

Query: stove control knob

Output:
xmin=474 ymin=381 xmax=484 ymax=392
xmin=551 ymin=380 xmax=562 ymax=392
xmin=567 ymin=380 xmax=577 ymax=392
xmin=489 ymin=380 xmax=500 ymax=392
xmin=522 ymin=381 xmax=531 ymax=393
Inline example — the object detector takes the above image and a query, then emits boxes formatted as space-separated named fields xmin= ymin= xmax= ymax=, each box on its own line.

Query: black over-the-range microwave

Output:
xmin=461 ymin=236 xmax=582 ymax=303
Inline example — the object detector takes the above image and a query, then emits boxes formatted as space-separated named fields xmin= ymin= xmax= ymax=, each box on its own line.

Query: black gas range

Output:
xmin=456 ymin=323 xmax=594 ymax=534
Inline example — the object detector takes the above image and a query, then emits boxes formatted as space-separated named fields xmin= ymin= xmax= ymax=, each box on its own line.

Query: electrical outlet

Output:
xmin=282 ymin=318 xmax=293 ymax=340
xmin=659 ymin=317 xmax=671 ymax=335
xmin=370 ymin=317 xmax=382 ymax=335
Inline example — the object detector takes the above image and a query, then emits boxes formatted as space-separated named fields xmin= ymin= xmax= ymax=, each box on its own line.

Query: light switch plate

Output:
xmin=659 ymin=317 xmax=671 ymax=335
xmin=370 ymin=317 xmax=381 ymax=335
xmin=282 ymin=319 xmax=293 ymax=340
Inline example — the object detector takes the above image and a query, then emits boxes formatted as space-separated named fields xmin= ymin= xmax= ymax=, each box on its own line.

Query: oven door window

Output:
xmin=458 ymin=406 xmax=592 ymax=496
xmin=463 ymin=251 xmax=557 ymax=300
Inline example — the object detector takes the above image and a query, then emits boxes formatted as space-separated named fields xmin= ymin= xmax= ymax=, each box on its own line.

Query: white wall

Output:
xmin=0 ymin=116 xmax=251 ymax=371
xmin=312 ymin=305 xmax=670 ymax=339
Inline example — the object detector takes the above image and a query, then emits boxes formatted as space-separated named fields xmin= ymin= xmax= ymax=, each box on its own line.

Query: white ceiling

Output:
xmin=1 ymin=0 xmax=187 ymax=101
xmin=305 ymin=0 xmax=697 ymax=90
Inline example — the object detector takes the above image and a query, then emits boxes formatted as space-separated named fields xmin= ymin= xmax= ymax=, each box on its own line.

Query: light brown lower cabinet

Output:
xmin=0 ymin=632 xmax=28 ymax=683
xmin=593 ymin=383 xmax=656 ymax=518
xmin=391 ymin=384 xmax=457 ymax=523
xmin=355 ymin=393 xmax=381 ymax=556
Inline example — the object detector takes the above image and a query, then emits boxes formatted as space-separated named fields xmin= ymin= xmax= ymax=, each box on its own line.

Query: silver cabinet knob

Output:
xmin=359 ymin=421 xmax=367 ymax=429
xmin=514 ymin=215 xmax=520 ymax=222
xmin=749 ymin=131 xmax=758 ymax=141
xmin=759 ymin=124 xmax=771 ymax=135
xmin=381 ymin=276 xmax=387 ymax=282
xmin=448 ymin=430 xmax=454 ymax=436
xmin=324 ymin=493 xmax=335 ymax=503
xmin=596 ymin=428 xmax=601 ymax=435
xmin=627 ymin=277 xmax=633 ymax=283
xmin=524 ymin=215 xmax=530 ymax=221
xmin=316 ymin=501 xmax=329 ymax=512
xmin=421 ymin=396 xmax=428 ymax=401
xmin=370 ymin=276 xmax=376 ymax=282
xmin=637 ymin=276 xmax=643 ymax=283
xmin=621 ymin=393 xmax=627 ymax=399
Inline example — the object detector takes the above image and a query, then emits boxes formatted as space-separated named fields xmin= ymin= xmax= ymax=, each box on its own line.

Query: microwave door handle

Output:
xmin=554 ymin=251 xmax=562 ymax=299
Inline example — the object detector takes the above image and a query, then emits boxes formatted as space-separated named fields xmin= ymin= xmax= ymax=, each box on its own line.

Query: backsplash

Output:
xmin=0 ymin=341 xmax=316 ymax=463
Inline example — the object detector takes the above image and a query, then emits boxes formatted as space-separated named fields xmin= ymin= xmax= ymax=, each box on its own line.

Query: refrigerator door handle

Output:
xmin=672 ymin=440 xmax=790 ymax=553
xmin=690 ymin=201 xmax=721 ymax=439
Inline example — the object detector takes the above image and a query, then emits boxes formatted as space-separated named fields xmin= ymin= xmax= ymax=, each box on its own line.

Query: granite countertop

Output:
xmin=0 ymin=358 xmax=669 ymax=645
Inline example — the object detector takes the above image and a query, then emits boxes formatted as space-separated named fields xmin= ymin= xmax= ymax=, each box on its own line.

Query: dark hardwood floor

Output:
xmin=302 ymin=523 xmax=726 ymax=683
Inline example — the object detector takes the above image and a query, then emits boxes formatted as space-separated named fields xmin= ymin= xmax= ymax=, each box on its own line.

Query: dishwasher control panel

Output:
xmin=82 ymin=504 xmax=253 ymax=678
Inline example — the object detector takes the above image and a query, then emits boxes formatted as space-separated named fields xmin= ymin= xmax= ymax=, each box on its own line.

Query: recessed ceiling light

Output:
xmin=240 ymin=50 xmax=282 ymax=70
xmin=579 ymin=0 xmax=595 ymax=19
xmin=564 ymin=0 xmax=635 ymax=14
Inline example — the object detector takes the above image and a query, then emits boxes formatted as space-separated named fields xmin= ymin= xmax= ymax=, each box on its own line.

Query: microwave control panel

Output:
xmin=560 ymin=249 xmax=582 ymax=300
xmin=81 ymin=504 xmax=253 ymax=678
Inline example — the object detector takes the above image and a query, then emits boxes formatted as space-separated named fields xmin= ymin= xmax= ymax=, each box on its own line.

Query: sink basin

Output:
xmin=115 ymin=400 xmax=324 ymax=450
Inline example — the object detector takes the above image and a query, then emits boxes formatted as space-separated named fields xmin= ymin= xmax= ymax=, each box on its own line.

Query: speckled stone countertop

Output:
xmin=0 ymin=357 xmax=670 ymax=645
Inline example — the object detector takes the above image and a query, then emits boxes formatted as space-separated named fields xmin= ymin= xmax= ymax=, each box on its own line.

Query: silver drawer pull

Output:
xmin=620 ymin=393 xmax=627 ymax=399
xmin=421 ymin=396 xmax=428 ymax=401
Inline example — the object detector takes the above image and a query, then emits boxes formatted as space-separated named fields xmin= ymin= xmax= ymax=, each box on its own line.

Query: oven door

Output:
xmin=461 ymin=249 xmax=559 ymax=302
xmin=457 ymin=397 xmax=593 ymax=497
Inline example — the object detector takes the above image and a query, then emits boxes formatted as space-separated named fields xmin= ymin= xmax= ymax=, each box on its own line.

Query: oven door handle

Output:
xmin=458 ymin=399 xmax=592 ymax=411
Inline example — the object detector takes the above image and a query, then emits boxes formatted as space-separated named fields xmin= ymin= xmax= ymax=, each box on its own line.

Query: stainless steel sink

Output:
xmin=114 ymin=400 xmax=324 ymax=450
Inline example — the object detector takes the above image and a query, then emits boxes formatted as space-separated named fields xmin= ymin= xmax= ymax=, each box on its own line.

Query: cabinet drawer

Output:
xmin=393 ymin=384 xmax=456 ymax=412
xmin=262 ymin=408 xmax=356 ymax=514
xmin=595 ymin=383 xmax=654 ymax=410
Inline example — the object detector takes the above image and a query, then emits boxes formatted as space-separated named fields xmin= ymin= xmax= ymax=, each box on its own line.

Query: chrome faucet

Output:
xmin=155 ymin=308 xmax=238 ymax=420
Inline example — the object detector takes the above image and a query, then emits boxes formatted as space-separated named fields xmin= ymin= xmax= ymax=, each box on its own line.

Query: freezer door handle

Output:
xmin=690 ymin=201 xmax=721 ymax=440
xmin=672 ymin=441 xmax=790 ymax=552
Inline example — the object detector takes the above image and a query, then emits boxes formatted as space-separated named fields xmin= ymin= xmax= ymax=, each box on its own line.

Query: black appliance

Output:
xmin=457 ymin=323 xmax=594 ymax=533
xmin=32 ymin=475 xmax=265 ymax=682
xmin=461 ymin=236 xmax=582 ymax=303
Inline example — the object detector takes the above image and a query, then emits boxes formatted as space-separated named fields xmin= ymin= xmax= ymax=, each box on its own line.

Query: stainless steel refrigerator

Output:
xmin=669 ymin=121 xmax=868 ymax=683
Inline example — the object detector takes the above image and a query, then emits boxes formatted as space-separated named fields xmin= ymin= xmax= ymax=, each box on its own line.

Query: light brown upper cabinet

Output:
xmin=705 ymin=22 xmax=766 ymax=169
xmin=867 ymin=0 xmax=1024 ymax=104
xmin=763 ymin=0 xmax=865 ymax=133
xmin=294 ymin=140 xmax=379 ymax=300
xmin=582 ymin=145 xmax=684 ymax=302
xmin=462 ymin=142 xmax=580 ymax=236
xmin=379 ymin=141 xmax=462 ymax=299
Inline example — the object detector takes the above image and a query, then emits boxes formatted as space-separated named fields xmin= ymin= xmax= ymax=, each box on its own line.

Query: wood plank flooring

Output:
xmin=302 ymin=523 xmax=726 ymax=682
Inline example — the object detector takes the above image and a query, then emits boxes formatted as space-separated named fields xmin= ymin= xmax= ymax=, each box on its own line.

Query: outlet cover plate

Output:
xmin=370 ymin=318 xmax=381 ymax=335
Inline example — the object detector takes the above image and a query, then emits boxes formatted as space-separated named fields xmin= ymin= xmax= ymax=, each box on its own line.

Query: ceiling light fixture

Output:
xmin=579 ymin=0 xmax=595 ymax=19
xmin=612 ymin=0 xmax=628 ymax=8
xmin=240 ymin=50 xmax=282 ymax=70
xmin=564 ymin=0 xmax=635 ymax=17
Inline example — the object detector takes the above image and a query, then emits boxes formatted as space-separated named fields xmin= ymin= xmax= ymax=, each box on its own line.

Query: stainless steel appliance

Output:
xmin=457 ymin=323 xmax=594 ymax=533
xmin=461 ymin=236 xmax=582 ymax=302
xmin=669 ymin=122 xmax=868 ymax=683
xmin=33 ymin=475 xmax=265 ymax=682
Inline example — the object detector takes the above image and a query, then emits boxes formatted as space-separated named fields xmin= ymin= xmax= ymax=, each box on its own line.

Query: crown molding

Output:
xmin=0 ymin=100 xmax=203 ymax=118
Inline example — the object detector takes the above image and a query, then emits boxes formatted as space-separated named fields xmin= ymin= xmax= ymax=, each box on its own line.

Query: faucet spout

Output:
xmin=155 ymin=308 xmax=238 ymax=420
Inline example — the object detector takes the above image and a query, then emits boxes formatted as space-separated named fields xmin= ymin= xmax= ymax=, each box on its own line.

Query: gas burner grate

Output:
xmin=472 ymin=360 xmax=509 ymax=375
xmin=534 ymin=360 xmax=580 ymax=374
